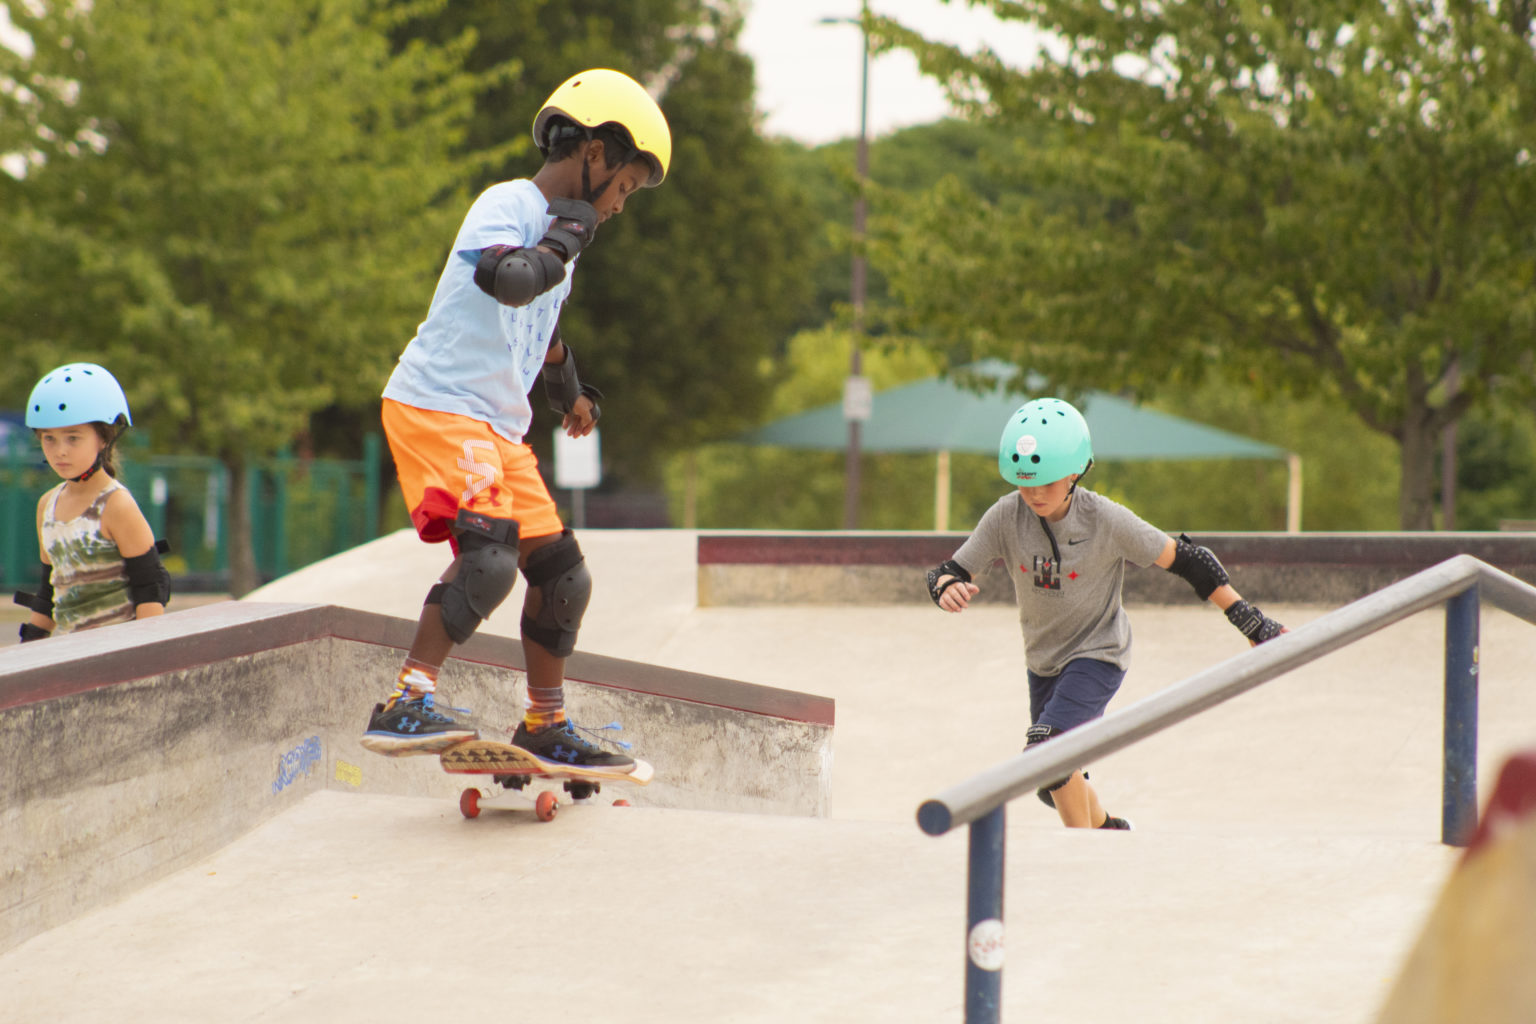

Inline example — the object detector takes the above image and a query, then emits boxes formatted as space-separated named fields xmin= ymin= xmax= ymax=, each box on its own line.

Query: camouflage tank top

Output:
xmin=42 ymin=480 xmax=135 ymax=632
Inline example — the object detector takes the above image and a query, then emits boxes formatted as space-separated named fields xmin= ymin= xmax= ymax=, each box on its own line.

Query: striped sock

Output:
xmin=524 ymin=685 xmax=567 ymax=732
xmin=387 ymin=659 xmax=439 ymax=707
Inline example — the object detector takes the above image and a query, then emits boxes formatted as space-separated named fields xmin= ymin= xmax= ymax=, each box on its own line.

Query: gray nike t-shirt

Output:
xmin=951 ymin=488 xmax=1170 ymax=676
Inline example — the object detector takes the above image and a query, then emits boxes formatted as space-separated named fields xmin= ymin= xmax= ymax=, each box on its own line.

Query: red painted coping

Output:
xmin=0 ymin=601 xmax=834 ymax=726
xmin=1463 ymin=749 xmax=1536 ymax=862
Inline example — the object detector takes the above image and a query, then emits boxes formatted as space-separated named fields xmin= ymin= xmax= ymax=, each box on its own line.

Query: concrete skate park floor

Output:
xmin=6 ymin=529 xmax=1536 ymax=1023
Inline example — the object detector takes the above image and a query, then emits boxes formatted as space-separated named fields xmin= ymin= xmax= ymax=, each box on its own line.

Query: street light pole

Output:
xmin=822 ymin=5 xmax=873 ymax=530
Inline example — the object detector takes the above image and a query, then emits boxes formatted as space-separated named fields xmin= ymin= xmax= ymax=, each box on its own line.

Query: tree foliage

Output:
xmin=0 ymin=0 xmax=491 ymax=591
xmin=867 ymin=0 xmax=1536 ymax=529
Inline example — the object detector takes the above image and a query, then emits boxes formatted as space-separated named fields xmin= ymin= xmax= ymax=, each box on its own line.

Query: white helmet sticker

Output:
xmin=1015 ymin=435 xmax=1038 ymax=457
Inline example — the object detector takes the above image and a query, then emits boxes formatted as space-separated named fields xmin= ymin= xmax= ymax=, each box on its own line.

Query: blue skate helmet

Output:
xmin=27 ymin=363 xmax=132 ymax=480
xmin=26 ymin=363 xmax=132 ymax=429
xmin=998 ymin=398 xmax=1093 ymax=487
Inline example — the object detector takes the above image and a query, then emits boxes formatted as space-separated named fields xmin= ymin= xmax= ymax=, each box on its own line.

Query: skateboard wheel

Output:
xmin=535 ymin=791 xmax=559 ymax=822
xmin=459 ymin=788 xmax=482 ymax=820
xmin=613 ymin=799 xmax=631 ymax=807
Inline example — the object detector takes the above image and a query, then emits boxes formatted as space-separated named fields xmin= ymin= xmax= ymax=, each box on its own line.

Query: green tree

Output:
xmin=869 ymin=0 xmax=1536 ymax=529
xmin=0 ymin=0 xmax=491 ymax=593
xmin=1442 ymin=402 xmax=1536 ymax=529
xmin=774 ymin=118 xmax=1029 ymax=341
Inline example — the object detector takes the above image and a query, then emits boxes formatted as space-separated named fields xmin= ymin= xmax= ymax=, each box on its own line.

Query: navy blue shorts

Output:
xmin=1028 ymin=658 xmax=1127 ymax=733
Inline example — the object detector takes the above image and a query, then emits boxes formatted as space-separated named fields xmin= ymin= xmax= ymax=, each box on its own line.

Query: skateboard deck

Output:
xmin=440 ymin=739 xmax=652 ymax=821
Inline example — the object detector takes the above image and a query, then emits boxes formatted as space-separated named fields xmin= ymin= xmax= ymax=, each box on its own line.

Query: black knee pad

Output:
xmin=436 ymin=510 xmax=520 ymax=644
xmin=520 ymin=530 xmax=590 ymax=658
xmin=1026 ymin=723 xmax=1077 ymax=806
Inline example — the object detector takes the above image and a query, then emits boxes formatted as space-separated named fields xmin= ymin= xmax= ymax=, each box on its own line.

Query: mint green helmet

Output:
xmin=998 ymin=398 xmax=1093 ymax=486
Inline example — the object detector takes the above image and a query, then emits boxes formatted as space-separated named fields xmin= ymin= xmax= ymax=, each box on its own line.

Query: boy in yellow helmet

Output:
xmin=363 ymin=69 xmax=670 ymax=769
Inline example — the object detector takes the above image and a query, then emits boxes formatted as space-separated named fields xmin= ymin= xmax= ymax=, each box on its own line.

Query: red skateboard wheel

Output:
xmin=535 ymin=791 xmax=559 ymax=822
xmin=459 ymin=788 xmax=482 ymax=819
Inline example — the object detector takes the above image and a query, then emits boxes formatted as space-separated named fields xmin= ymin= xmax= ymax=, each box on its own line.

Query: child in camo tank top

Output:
xmin=16 ymin=364 xmax=170 ymax=642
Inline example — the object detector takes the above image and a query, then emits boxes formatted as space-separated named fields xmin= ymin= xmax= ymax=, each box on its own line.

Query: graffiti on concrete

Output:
xmin=272 ymin=735 xmax=323 ymax=795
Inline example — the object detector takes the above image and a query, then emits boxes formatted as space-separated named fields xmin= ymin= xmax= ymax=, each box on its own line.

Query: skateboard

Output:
xmin=440 ymin=739 xmax=653 ymax=822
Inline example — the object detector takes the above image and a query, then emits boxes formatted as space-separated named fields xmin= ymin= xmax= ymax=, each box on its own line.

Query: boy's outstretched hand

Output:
xmin=938 ymin=580 xmax=981 ymax=613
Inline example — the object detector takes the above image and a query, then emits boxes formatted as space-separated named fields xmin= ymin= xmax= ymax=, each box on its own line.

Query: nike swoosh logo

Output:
xmin=1067 ymin=538 xmax=1088 ymax=545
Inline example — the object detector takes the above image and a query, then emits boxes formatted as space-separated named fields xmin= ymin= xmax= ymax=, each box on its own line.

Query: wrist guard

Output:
xmin=925 ymin=559 xmax=972 ymax=606
xmin=542 ymin=343 xmax=603 ymax=421
xmin=13 ymin=561 xmax=55 ymax=618
xmin=1168 ymin=533 xmax=1230 ymax=600
xmin=125 ymin=539 xmax=172 ymax=607
xmin=19 ymin=622 xmax=52 ymax=642
xmin=1225 ymin=600 xmax=1284 ymax=643
xmin=538 ymin=198 xmax=599 ymax=261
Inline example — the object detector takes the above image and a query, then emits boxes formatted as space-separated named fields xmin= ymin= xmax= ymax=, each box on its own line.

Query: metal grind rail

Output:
xmin=915 ymin=555 xmax=1536 ymax=1023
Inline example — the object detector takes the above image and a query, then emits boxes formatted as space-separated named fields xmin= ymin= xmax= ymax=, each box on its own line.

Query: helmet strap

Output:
xmin=579 ymin=149 xmax=619 ymax=205
xmin=1068 ymin=459 xmax=1094 ymax=495
xmin=71 ymin=456 xmax=104 ymax=483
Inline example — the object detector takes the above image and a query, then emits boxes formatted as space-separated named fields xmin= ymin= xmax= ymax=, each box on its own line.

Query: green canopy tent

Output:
xmin=740 ymin=362 xmax=1301 ymax=531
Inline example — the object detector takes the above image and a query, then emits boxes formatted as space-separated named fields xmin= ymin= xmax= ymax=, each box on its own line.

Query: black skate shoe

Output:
xmin=360 ymin=694 xmax=477 ymax=756
xmin=1098 ymin=814 xmax=1134 ymax=831
xmin=511 ymin=720 xmax=635 ymax=773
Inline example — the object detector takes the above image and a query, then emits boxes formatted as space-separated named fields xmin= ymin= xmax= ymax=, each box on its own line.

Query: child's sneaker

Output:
xmin=1099 ymin=814 xmax=1134 ymax=831
xmin=360 ymin=694 xmax=477 ymax=756
xmin=511 ymin=720 xmax=635 ymax=773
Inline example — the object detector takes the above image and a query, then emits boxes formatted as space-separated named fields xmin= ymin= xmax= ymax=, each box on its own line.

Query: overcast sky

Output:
xmin=739 ymin=0 xmax=1046 ymax=145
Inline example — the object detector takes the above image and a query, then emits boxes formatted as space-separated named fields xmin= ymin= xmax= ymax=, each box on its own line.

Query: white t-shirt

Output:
xmin=383 ymin=179 xmax=575 ymax=443
xmin=951 ymin=488 xmax=1169 ymax=676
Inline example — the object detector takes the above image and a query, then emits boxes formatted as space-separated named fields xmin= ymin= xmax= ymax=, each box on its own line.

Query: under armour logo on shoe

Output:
xmin=551 ymin=745 xmax=579 ymax=763
xmin=401 ymin=721 xmax=420 ymax=733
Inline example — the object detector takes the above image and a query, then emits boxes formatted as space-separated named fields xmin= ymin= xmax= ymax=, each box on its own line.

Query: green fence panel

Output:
xmin=2 ymin=434 xmax=382 ymax=590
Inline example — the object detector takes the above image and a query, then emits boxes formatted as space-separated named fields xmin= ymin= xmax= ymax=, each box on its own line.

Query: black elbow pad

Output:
xmin=125 ymin=544 xmax=172 ymax=607
xmin=1167 ymin=533 xmax=1230 ymax=600
xmin=470 ymin=245 xmax=567 ymax=307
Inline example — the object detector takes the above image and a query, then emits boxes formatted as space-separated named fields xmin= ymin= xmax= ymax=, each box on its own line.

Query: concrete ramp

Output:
xmin=0 ymin=600 xmax=831 ymax=955
xmin=7 ymin=529 xmax=1536 ymax=1022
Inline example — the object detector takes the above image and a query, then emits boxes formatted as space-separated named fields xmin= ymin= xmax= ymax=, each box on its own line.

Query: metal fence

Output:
xmin=1 ymin=434 xmax=382 ymax=590
xmin=915 ymin=555 xmax=1536 ymax=1023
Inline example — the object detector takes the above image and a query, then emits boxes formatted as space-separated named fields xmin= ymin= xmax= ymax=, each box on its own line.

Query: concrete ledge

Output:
xmin=697 ymin=531 xmax=1536 ymax=606
xmin=0 ymin=602 xmax=834 ymax=953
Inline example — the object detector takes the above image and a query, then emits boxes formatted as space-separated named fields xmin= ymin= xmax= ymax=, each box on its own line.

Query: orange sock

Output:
xmin=387 ymin=659 xmax=439 ymax=707
xmin=524 ymin=685 xmax=566 ymax=731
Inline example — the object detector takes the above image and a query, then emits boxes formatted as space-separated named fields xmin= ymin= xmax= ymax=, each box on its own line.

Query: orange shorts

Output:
xmin=382 ymin=398 xmax=562 ymax=549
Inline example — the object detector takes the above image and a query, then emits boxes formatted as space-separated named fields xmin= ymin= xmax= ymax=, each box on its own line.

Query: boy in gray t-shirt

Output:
xmin=926 ymin=398 xmax=1286 ymax=830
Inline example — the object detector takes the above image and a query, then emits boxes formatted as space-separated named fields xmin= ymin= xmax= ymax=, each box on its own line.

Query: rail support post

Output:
xmin=965 ymin=804 xmax=1006 ymax=1022
xmin=1443 ymin=586 xmax=1480 ymax=846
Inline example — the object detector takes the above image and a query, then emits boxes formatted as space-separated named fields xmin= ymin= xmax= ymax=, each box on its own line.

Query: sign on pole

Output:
xmin=553 ymin=427 xmax=601 ymax=490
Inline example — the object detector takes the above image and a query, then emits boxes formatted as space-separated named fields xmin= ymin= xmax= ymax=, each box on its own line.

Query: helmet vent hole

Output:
xmin=1030 ymin=455 xmax=1040 ymax=464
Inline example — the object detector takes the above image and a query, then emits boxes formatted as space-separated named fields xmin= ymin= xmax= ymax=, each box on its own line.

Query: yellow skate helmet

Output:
xmin=533 ymin=68 xmax=671 ymax=187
